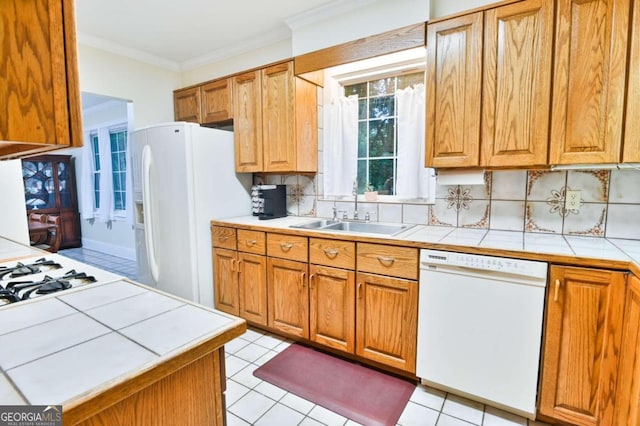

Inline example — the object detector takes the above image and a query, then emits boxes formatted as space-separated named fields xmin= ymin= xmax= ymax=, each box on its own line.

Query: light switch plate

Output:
xmin=565 ymin=190 xmax=581 ymax=210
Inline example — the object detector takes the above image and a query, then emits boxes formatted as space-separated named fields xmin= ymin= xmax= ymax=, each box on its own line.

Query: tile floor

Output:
xmin=225 ymin=327 xmax=550 ymax=426
xmin=58 ymin=247 xmax=137 ymax=280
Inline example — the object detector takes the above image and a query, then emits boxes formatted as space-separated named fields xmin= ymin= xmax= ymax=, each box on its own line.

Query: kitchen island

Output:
xmin=0 ymin=277 xmax=245 ymax=425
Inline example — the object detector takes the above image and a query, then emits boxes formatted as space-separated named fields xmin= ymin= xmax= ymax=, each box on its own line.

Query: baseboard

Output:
xmin=80 ymin=238 xmax=136 ymax=261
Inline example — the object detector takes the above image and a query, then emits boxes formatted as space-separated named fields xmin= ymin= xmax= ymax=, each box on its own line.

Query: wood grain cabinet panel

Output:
xmin=309 ymin=265 xmax=355 ymax=353
xmin=174 ymin=87 xmax=201 ymax=123
xmin=481 ymin=0 xmax=553 ymax=167
xmin=237 ymin=229 xmax=266 ymax=255
xmin=201 ymin=78 xmax=233 ymax=123
xmin=233 ymin=70 xmax=263 ymax=172
xmin=426 ymin=12 xmax=483 ymax=168
xmin=267 ymin=233 xmax=308 ymax=262
xmin=0 ymin=0 xmax=82 ymax=159
xmin=211 ymin=226 xmax=237 ymax=250
xmin=549 ymin=0 xmax=630 ymax=165
xmin=355 ymin=272 xmax=418 ymax=373
xmin=262 ymin=62 xmax=296 ymax=172
xmin=267 ymin=257 xmax=309 ymax=338
xmin=212 ymin=248 xmax=239 ymax=316
xmin=539 ymin=266 xmax=626 ymax=426
xmin=238 ymin=252 xmax=267 ymax=326
xmin=614 ymin=274 xmax=640 ymax=425
xmin=356 ymin=243 xmax=418 ymax=280
xmin=309 ymin=238 xmax=355 ymax=270
xmin=623 ymin=0 xmax=640 ymax=163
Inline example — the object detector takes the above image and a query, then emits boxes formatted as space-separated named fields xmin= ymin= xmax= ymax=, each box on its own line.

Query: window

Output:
xmin=90 ymin=133 xmax=100 ymax=209
xmin=110 ymin=130 xmax=127 ymax=211
xmin=344 ymin=72 xmax=424 ymax=195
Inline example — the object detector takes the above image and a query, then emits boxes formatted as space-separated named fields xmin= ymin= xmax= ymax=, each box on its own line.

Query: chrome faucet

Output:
xmin=352 ymin=180 xmax=359 ymax=220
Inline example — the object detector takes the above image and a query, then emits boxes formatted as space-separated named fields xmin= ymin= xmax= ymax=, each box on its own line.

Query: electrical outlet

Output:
xmin=565 ymin=190 xmax=581 ymax=211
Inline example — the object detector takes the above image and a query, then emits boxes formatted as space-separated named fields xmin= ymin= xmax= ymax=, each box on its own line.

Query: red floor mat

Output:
xmin=253 ymin=344 xmax=415 ymax=426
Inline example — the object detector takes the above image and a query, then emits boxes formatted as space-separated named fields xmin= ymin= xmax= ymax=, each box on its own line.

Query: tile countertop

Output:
xmin=0 ymin=279 xmax=245 ymax=407
xmin=213 ymin=215 xmax=640 ymax=270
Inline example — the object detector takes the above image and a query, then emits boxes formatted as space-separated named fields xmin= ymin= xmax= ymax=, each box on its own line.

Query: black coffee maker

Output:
xmin=258 ymin=185 xmax=286 ymax=220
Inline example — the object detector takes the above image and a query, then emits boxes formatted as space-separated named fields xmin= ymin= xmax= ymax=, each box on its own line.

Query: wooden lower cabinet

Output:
xmin=309 ymin=264 xmax=355 ymax=353
xmin=267 ymin=257 xmax=309 ymax=338
xmin=614 ymin=274 xmax=640 ymax=425
xmin=539 ymin=266 xmax=626 ymax=426
xmin=355 ymin=272 xmax=418 ymax=373
xmin=238 ymin=252 xmax=267 ymax=326
xmin=212 ymin=248 xmax=239 ymax=316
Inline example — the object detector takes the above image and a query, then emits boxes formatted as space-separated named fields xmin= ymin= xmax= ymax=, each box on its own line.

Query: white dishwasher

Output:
xmin=416 ymin=249 xmax=547 ymax=419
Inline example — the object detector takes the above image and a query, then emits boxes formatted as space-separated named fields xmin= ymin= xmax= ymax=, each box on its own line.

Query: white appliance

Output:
xmin=130 ymin=122 xmax=251 ymax=307
xmin=417 ymin=249 xmax=548 ymax=419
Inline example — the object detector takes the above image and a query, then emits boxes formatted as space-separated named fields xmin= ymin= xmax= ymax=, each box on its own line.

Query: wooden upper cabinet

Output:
xmin=481 ymin=0 xmax=553 ymax=167
xmin=623 ymin=0 xmax=640 ymax=163
xmin=549 ymin=0 xmax=630 ymax=165
xmin=233 ymin=70 xmax=264 ymax=172
xmin=426 ymin=12 xmax=483 ymax=168
xmin=539 ymin=266 xmax=626 ymax=426
xmin=173 ymin=87 xmax=201 ymax=123
xmin=201 ymin=78 xmax=233 ymax=123
xmin=262 ymin=62 xmax=296 ymax=172
xmin=0 ymin=0 xmax=82 ymax=159
xmin=614 ymin=274 xmax=640 ymax=425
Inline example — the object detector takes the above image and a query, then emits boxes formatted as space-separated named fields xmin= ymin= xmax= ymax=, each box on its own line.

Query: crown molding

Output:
xmin=285 ymin=0 xmax=377 ymax=30
xmin=78 ymin=32 xmax=182 ymax=72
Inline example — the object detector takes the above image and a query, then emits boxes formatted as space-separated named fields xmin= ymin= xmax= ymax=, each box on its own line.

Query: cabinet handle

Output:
xmin=357 ymin=282 xmax=363 ymax=299
xmin=237 ymin=260 xmax=243 ymax=274
xmin=280 ymin=243 xmax=293 ymax=251
xmin=376 ymin=256 xmax=395 ymax=266
xmin=231 ymin=259 xmax=237 ymax=272
xmin=554 ymin=279 xmax=561 ymax=302
xmin=323 ymin=248 xmax=339 ymax=259
xmin=301 ymin=272 xmax=306 ymax=288
xmin=309 ymin=273 xmax=315 ymax=289
xmin=246 ymin=239 xmax=257 ymax=247
xmin=219 ymin=235 xmax=228 ymax=242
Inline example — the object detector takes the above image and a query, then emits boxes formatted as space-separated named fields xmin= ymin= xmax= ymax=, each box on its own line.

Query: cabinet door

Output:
xmin=267 ymin=257 xmax=309 ymax=338
xmin=262 ymin=62 xmax=296 ymax=172
xmin=615 ymin=274 xmax=640 ymax=425
xmin=623 ymin=0 xmax=640 ymax=162
xmin=233 ymin=71 xmax=263 ymax=172
xmin=549 ymin=0 xmax=630 ymax=164
xmin=212 ymin=248 xmax=239 ymax=316
xmin=238 ymin=253 xmax=267 ymax=326
xmin=425 ymin=12 xmax=483 ymax=168
xmin=201 ymin=78 xmax=233 ymax=123
xmin=355 ymin=272 xmax=418 ymax=373
xmin=309 ymin=265 xmax=355 ymax=353
xmin=1 ymin=0 xmax=81 ymax=157
xmin=481 ymin=0 xmax=553 ymax=167
xmin=173 ymin=87 xmax=201 ymax=123
xmin=539 ymin=266 xmax=626 ymax=425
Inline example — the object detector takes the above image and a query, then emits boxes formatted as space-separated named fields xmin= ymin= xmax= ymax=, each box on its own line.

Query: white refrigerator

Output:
xmin=130 ymin=122 xmax=251 ymax=307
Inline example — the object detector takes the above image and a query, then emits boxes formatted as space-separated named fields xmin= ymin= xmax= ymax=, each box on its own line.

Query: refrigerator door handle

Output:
xmin=142 ymin=145 xmax=160 ymax=283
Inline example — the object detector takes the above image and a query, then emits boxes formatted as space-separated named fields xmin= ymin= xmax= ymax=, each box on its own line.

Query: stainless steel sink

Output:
xmin=322 ymin=221 xmax=413 ymax=236
xmin=290 ymin=219 xmax=413 ymax=236
xmin=289 ymin=219 xmax=340 ymax=229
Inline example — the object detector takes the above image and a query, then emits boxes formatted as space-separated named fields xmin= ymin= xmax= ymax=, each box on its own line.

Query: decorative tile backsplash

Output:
xmin=255 ymin=168 xmax=640 ymax=239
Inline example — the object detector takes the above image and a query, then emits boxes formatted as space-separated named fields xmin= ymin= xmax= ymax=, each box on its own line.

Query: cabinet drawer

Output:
xmin=267 ymin=233 xmax=308 ymax=262
xmin=211 ymin=226 xmax=237 ymax=249
xmin=309 ymin=238 xmax=355 ymax=270
xmin=237 ymin=229 xmax=266 ymax=254
xmin=356 ymin=243 xmax=418 ymax=280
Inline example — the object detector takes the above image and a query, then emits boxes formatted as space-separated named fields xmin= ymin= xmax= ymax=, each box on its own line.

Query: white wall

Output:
xmin=430 ymin=0 xmax=495 ymax=19
xmin=0 ymin=161 xmax=29 ymax=245
xmin=78 ymin=44 xmax=181 ymax=128
xmin=291 ymin=0 xmax=429 ymax=56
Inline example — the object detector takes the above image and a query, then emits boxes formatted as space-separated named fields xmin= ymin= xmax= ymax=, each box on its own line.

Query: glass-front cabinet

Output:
xmin=22 ymin=155 xmax=81 ymax=249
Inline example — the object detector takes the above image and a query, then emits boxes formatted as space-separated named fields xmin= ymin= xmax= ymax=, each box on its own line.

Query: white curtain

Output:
xmin=396 ymin=83 xmax=434 ymax=200
xmin=97 ymin=127 xmax=115 ymax=222
xmin=79 ymin=130 xmax=95 ymax=219
xmin=324 ymin=95 xmax=359 ymax=197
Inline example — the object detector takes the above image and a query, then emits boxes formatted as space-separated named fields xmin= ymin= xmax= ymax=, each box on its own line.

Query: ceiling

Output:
xmin=75 ymin=0 xmax=341 ymax=71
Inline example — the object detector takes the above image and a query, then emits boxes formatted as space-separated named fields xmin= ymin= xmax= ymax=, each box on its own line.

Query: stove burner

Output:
xmin=0 ymin=258 xmax=62 ymax=280
xmin=0 ymin=269 xmax=97 ymax=303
